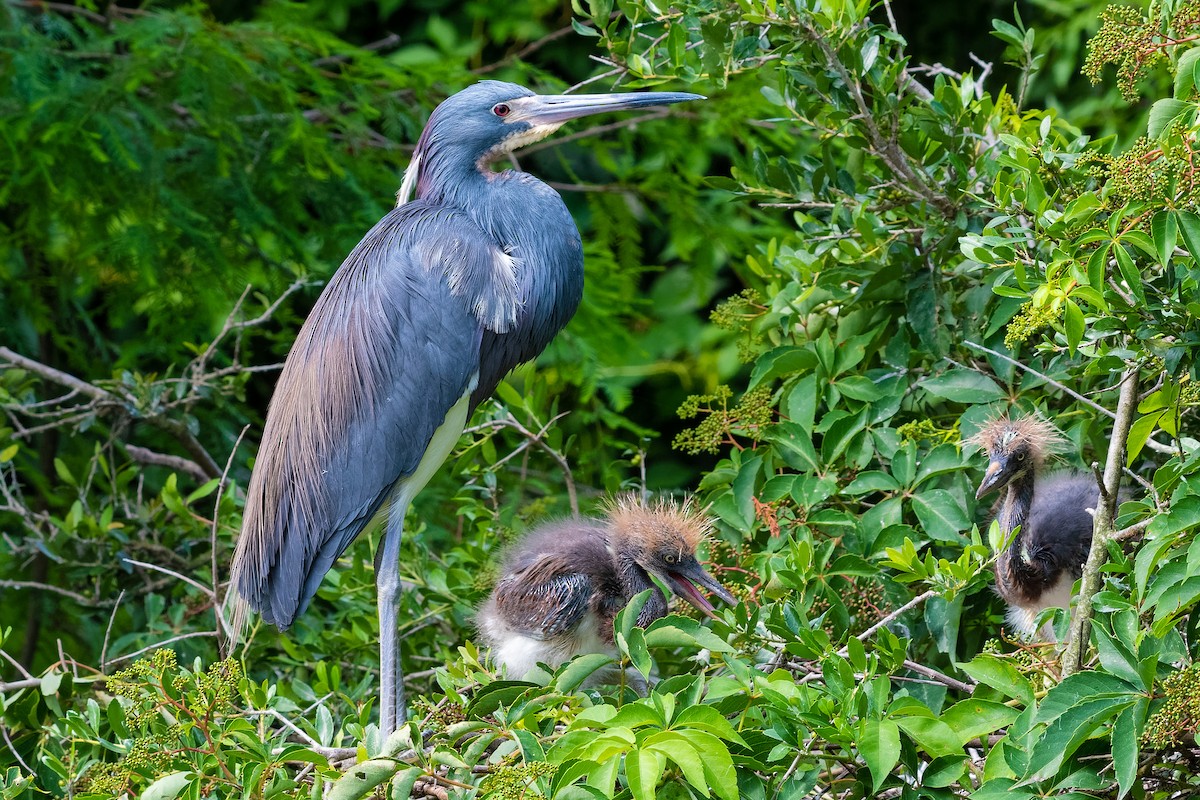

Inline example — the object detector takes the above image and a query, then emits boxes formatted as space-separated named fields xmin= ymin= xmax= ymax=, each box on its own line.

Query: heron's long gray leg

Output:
xmin=377 ymin=499 xmax=408 ymax=736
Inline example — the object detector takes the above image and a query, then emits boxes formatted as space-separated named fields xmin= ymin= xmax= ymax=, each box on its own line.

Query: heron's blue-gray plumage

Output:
xmin=234 ymin=82 xmax=594 ymax=630
xmin=230 ymin=80 xmax=702 ymax=732
xmin=238 ymin=204 xmax=506 ymax=626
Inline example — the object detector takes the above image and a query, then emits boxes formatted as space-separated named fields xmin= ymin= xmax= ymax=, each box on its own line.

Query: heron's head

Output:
xmin=968 ymin=415 xmax=1061 ymax=499
xmin=400 ymin=80 xmax=703 ymax=203
xmin=607 ymin=494 xmax=736 ymax=618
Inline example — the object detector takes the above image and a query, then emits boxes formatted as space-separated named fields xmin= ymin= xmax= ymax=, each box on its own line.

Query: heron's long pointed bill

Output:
xmin=975 ymin=458 xmax=1006 ymax=500
xmin=666 ymin=564 xmax=736 ymax=620
xmin=518 ymin=91 xmax=704 ymax=126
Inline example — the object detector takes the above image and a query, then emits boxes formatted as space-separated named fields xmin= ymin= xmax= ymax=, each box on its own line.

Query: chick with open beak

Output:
xmin=476 ymin=494 xmax=735 ymax=682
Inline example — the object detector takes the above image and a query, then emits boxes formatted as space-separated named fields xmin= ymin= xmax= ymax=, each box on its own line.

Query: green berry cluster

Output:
xmin=710 ymin=288 xmax=766 ymax=362
xmin=1142 ymin=663 xmax=1200 ymax=750
xmin=1083 ymin=5 xmax=1163 ymax=100
xmin=1004 ymin=301 xmax=1060 ymax=350
xmin=1180 ymin=378 xmax=1200 ymax=407
xmin=673 ymin=385 xmax=774 ymax=455
xmin=896 ymin=419 xmax=958 ymax=446
xmin=478 ymin=760 xmax=557 ymax=799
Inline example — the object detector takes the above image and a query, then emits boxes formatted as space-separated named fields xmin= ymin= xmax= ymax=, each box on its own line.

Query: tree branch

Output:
xmin=1061 ymin=368 xmax=1140 ymax=676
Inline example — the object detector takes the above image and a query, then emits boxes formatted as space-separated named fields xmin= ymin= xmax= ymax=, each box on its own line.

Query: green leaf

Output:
xmin=750 ymin=346 xmax=817 ymax=387
xmin=1176 ymin=46 xmax=1200 ymax=98
xmin=1152 ymin=211 xmax=1178 ymax=265
xmin=390 ymin=766 xmax=421 ymax=800
xmin=677 ymin=729 xmax=738 ymax=800
xmin=675 ymin=705 xmax=743 ymax=743
xmin=1027 ymin=697 xmax=1132 ymax=777
xmin=941 ymin=699 xmax=1019 ymax=745
xmin=911 ymin=489 xmax=971 ymax=542
xmin=643 ymin=732 xmax=707 ymax=795
xmin=919 ymin=370 xmax=1006 ymax=403
xmin=644 ymin=616 xmax=733 ymax=653
xmin=895 ymin=715 xmax=961 ymax=757
xmin=1112 ymin=699 xmax=1147 ymax=798
xmin=624 ymin=748 xmax=666 ymax=800
xmin=1147 ymin=98 xmax=1195 ymax=138
xmin=1113 ymin=245 xmax=1146 ymax=304
xmin=1064 ymin=300 xmax=1084 ymax=355
xmin=858 ymin=718 xmax=900 ymax=793
xmin=956 ymin=655 xmax=1034 ymax=704
xmin=1176 ymin=210 xmax=1200 ymax=262
xmin=0 ymin=444 xmax=16 ymax=463
xmin=140 ymin=772 xmax=194 ymax=800
xmin=555 ymin=654 xmax=618 ymax=692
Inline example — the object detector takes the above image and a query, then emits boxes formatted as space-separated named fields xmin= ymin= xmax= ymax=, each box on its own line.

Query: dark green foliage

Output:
xmin=4 ymin=0 xmax=1200 ymax=798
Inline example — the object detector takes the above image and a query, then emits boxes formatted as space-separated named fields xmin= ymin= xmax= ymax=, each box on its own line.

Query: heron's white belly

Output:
xmin=1007 ymin=572 xmax=1077 ymax=640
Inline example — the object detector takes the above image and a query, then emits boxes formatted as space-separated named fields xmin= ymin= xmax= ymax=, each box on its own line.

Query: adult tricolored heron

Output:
xmin=229 ymin=81 xmax=702 ymax=735
xmin=477 ymin=495 xmax=735 ymax=682
xmin=970 ymin=415 xmax=1100 ymax=639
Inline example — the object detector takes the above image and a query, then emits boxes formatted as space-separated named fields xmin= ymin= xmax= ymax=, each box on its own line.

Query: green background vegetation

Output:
xmin=2 ymin=0 xmax=1200 ymax=796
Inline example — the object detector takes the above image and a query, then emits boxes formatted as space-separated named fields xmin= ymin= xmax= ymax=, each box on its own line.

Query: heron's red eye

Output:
xmin=492 ymin=103 xmax=511 ymax=118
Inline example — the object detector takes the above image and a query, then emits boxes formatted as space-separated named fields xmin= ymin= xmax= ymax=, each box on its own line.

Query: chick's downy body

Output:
xmin=477 ymin=496 xmax=735 ymax=681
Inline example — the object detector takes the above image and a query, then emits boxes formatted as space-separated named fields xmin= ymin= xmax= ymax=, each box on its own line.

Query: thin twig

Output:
xmin=838 ymin=590 xmax=936 ymax=654
xmin=0 ymin=580 xmax=105 ymax=607
xmin=125 ymin=445 xmax=210 ymax=483
xmin=961 ymin=341 xmax=1173 ymax=455
xmin=106 ymin=631 xmax=219 ymax=666
xmin=100 ymin=589 xmax=127 ymax=671
xmin=901 ymin=659 xmax=975 ymax=693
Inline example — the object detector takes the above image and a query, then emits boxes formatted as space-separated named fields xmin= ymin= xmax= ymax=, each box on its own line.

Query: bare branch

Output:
xmin=1062 ymin=368 xmax=1139 ymax=676
xmin=124 ymin=445 xmax=210 ymax=483
xmin=961 ymin=341 xmax=1174 ymax=455
xmin=105 ymin=631 xmax=219 ymax=666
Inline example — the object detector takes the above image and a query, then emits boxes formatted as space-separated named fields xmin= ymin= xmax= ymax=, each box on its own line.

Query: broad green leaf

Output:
xmin=555 ymin=655 xmax=617 ymax=692
xmin=644 ymin=616 xmax=734 ymax=653
xmin=1113 ymin=245 xmax=1146 ymax=304
xmin=919 ymin=370 xmax=1006 ymax=403
xmin=675 ymin=705 xmax=743 ymax=743
xmin=624 ymin=749 xmax=666 ymax=800
xmin=1112 ymin=699 xmax=1147 ymax=798
xmin=858 ymin=718 xmax=900 ymax=793
xmin=1028 ymin=697 xmax=1133 ymax=777
xmin=328 ymin=760 xmax=400 ymax=800
xmin=1152 ymin=211 xmax=1178 ymax=265
xmin=940 ymin=699 xmax=1019 ymax=745
xmin=140 ymin=772 xmax=194 ymax=800
xmin=1176 ymin=46 xmax=1200 ymax=98
xmin=895 ymin=715 xmax=961 ymax=757
xmin=956 ymin=655 xmax=1034 ymax=704
xmin=1147 ymin=98 xmax=1195 ymax=138
xmin=1064 ymin=300 xmax=1083 ymax=355
xmin=843 ymin=470 xmax=901 ymax=495
xmin=1177 ymin=210 xmax=1200 ymax=262
xmin=643 ymin=732 xmax=707 ymax=795
xmin=911 ymin=489 xmax=971 ymax=542
xmin=677 ymin=729 xmax=738 ymax=800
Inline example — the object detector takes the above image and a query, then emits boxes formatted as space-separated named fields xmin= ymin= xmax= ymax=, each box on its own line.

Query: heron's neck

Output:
xmin=998 ymin=469 xmax=1036 ymax=556
xmin=614 ymin=549 xmax=667 ymax=627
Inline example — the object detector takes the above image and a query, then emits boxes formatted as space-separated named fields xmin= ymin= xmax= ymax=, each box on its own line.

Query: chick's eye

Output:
xmin=492 ymin=103 xmax=511 ymax=117
xmin=1016 ymin=452 xmax=1026 ymax=461
xmin=664 ymin=553 xmax=676 ymax=564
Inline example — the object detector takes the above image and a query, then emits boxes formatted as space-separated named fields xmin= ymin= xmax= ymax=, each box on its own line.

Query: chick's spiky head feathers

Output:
xmin=968 ymin=414 xmax=1063 ymax=464
xmin=604 ymin=493 xmax=713 ymax=555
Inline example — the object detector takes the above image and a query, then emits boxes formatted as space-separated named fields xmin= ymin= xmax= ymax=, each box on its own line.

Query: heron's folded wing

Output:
xmin=492 ymin=552 xmax=592 ymax=640
xmin=235 ymin=201 xmax=520 ymax=629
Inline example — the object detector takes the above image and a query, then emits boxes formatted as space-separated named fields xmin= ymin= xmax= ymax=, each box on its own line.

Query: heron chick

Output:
xmin=970 ymin=415 xmax=1101 ymax=639
xmin=477 ymin=495 xmax=736 ymax=681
